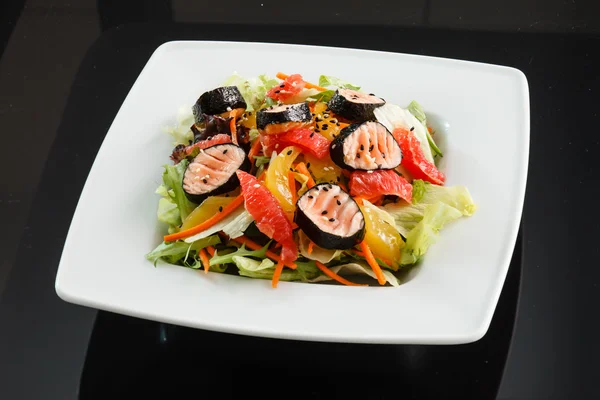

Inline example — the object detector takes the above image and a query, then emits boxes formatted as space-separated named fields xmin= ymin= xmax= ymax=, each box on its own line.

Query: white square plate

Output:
xmin=55 ymin=41 xmax=529 ymax=344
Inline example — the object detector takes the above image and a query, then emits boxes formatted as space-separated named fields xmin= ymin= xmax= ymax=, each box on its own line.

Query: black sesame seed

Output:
xmin=336 ymin=176 xmax=341 ymax=182
xmin=322 ymin=124 xmax=328 ymax=129
xmin=410 ymin=126 xmax=415 ymax=131
xmin=360 ymin=144 xmax=364 ymax=151
xmin=328 ymin=184 xmax=333 ymax=189
xmin=369 ymin=145 xmax=374 ymax=152
xmin=287 ymin=150 xmax=293 ymax=155
xmin=202 ymin=178 xmax=208 ymax=184
xmin=356 ymin=153 xmax=361 ymax=158
xmin=315 ymin=129 xmax=321 ymax=133
xmin=286 ymin=107 xmax=290 ymax=110
xmin=336 ymin=123 xmax=340 ymax=126
xmin=316 ymin=117 xmax=322 ymax=122
xmin=309 ymin=132 xmax=315 ymax=138
xmin=223 ymin=149 xmax=228 ymax=154
xmin=336 ymin=199 xmax=342 ymax=205
xmin=369 ymin=93 xmax=375 ymax=96
xmin=280 ymin=84 xmax=285 ymax=88
xmin=329 ymin=218 xmax=335 ymax=222
xmin=308 ymin=195 xmax=314 ymax=199
xmin=219 ymin=206 xmax=223 ymax=212
xmin=382 ymin=153 xmax=386 ymax=158
xmin=248 ymin=112 xmax=252 ymax=116
xmin=321 ymin=210 xmax=328 ymax=215
xmin=275 ymin=90 xmax=280 ymax=94
xmin=306 ymin=163 xmax=311 ymax=168
xmin=330 ymin=120 xmax=335 ymax=123
xmin=323 ymin=187 xmax=329 ymax=192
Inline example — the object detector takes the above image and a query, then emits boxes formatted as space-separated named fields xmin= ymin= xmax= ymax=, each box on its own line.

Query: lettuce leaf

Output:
xmin=234 ymin=257 xmax=320 ymax=281
xmin=163 ymin=106 xmax=194 ymax=146
xmin=253 ymin=155 xmax=271 ymax=168
xmin=156 ymin=198 xmax=180 ymax=228
xmin=318 ymin=75 xmax=360 ymax=90
xmin=400 ymin=202 xmax=463 ymax=265
xmin=407 ymin=100 xmax=443 ymax=157
xmin=384 ymin=179 xmax=476 ymax=236
xmin=312 ymin=90 xmax=335 ymax=103
xmin=209 ymin=243 xmax=270 ymax=266
xmin=222 ymin=73 xmax=278 ymax=111
xmin=183 ymin=208 xmax=253 ymax=243
xmin=161 ymin=160 xmax=196 ymax=222
xmin=146 ymin=235 xmax=221 ymax=265
xmin=297 ymin=230 xmax=343 ymax=264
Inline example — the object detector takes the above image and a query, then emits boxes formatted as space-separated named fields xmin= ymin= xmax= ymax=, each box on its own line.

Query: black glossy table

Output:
xmin=1 ymin=20 xmax=599 ymax=400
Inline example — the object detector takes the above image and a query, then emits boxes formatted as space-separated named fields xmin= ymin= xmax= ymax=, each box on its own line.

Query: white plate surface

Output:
xmin=55 ymin=41 xmax=529 ymax=344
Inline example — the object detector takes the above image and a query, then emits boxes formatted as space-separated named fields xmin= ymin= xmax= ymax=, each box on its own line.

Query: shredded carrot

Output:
xmin=231 ymin=236 xmax=296 ymax=269
xmin=229 ymin=110 xmax=238 ymax=145
xmin=294 ymin=162 xmax=315 ymax=188
xmin=288 ymin=170 xmax=298 ymax=205
xmin=206 ymin=246 xmax=216 ymax=257
xmin=307 ymin=240 xmax=314 ymax=255
xmin=248 ymin=138 xmax=262 ymax=165
xmin=271 ymin=260 xmax=285 ymax=288
xmin=276 ymin=72 xmax=327 ymax=92
xmin=164 ymin=195 xmax=244 ymax=242
xmin=428 ymin=126 xmax=433 ymax=133
xmin=353 ymin=196 xmax=364 ymax=206
xmin=291 ymin=222 xmax=299 ymax=230
xmin=338 ymin=123 xmax=350 ymax=129
xmin=351 ymin=249 xmax=392 ymax=267
xmin=359 ymin=241 xmax=386 ymax=285
xmin=198 ymin=248 xmax=210 ymax=274
xmin=315 ymin=261 xmax=367 ymax=286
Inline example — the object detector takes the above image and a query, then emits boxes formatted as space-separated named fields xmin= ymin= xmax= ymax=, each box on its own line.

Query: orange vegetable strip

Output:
xmin=315 ymin=261 xmax=367 ymax=287
xmin=273 ymin=242 xmax=282 ymax=249
xmin=231 ymin=236 xmax=297 ymax=269
xmin=276 ymin=72 xmax=327 ymax=92
xmin=307 ymin=240 xmax=314 ymax=255
xmin=288 ymin=171 xmax=298 ymax=205
xmin=294 ymin=162 xmax=315 ymax=188
xmin=271 ymin=260 xmax=285 ymax=288
xmin=164 ymin=195 xmax=244 ymax=242
xmin=229 ymin=110 xmax=238 ymax=145
xmin=198 ymin=248 xmax=210 ymax=274
xmin=206 ymin=246 xmax=216 ymax=257
xmin=359 ymin=241 xmax=386 ymax=285
xmin=248 ymin=137 xmax=262 ymax=165
xmin=351 ymin=249 xmax=392 ymax=266
xmin=338 ymin=123 xmax=350 ymax=129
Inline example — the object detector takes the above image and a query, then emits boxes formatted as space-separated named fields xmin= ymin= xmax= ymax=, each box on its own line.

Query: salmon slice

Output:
xmin=256 ymin=102 xmax=313 ymax=135
xmin=182 ymin=143 xmax=250 ymax=203
xmin=330 ymin=121 xmax=402 ymax=171
xmin=295 ymin=183 xmax=365 ymax=250
xmin=327 ymin=89 xmax=385 ymax=122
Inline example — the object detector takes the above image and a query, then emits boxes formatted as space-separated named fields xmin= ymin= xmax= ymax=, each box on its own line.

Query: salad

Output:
xmin=146 ymin=72 xmax=476 ymax=287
